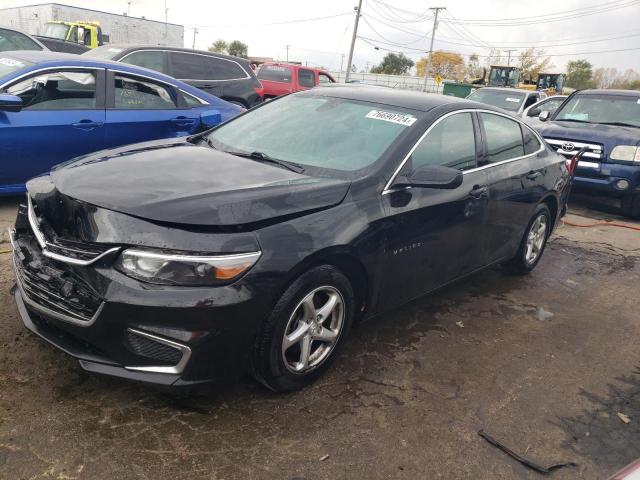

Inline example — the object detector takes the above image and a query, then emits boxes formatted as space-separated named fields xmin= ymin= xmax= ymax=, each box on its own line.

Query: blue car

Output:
xmin=537 ymin=89 xmax=640 ymax=219
xmin=0 ymin=51 xmax=241 ymax=195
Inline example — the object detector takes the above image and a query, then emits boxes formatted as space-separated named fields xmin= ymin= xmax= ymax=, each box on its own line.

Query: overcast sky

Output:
xmin=2 ymin=0 xmax=639 ymax=73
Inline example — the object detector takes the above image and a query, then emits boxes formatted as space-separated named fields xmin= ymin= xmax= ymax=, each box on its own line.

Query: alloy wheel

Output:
xmin=281 ymin=286 xmax=345 ymax=374
xmin=525 ymin=214 xmax=548 ymax=265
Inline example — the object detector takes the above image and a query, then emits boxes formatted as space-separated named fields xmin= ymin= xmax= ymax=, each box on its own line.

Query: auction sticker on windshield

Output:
xmin=366 ymin=110 xmax=417 ymax=126
xmin=505 ymin=97 xmax=521 ymax=103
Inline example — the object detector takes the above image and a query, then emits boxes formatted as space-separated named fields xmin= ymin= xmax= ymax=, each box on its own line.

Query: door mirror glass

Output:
xmin=395 ymin=165 xmax=463 ymax=190
xmin=0 ymin=93 xmax=22 ymax=112
xmin=538 ymin=110 xmax=550 ymax=122
xmin=528 ymin=107 xmax=541 ymax=117
xmin=200 ymin=109 xmax=222 ymax=129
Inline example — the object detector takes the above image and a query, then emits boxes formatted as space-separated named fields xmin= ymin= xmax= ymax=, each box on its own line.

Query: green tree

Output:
xmin=370 ymin=53 xmax=414 ymax=75
xmin=227 ymin=40 xmax=248 ymax=58
xmin=566 ymin=59 xmax=595 ymax=89
xmin=517 ymin=48 xmax=553 ymax=82
xmin=209 ymin=39 xmax=228 ymax=54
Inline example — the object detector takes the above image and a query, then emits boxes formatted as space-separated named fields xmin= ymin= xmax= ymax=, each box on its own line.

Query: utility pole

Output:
xmin=340 ymin=53 xmax=345 ymax=73
xmin=422 ymin=7 xmax=445 ymax=92
xmin=192 ymin=28 xmax=198 ymax=49
xmin=345 ymin=0 xmax=363 ymax=83
xmin=286 ymin=45 xmax=290 ymax=62
xmin=127 ymin=1 xmax=132 ymax=16
xmin=163 ymin=0 xmax=168 ymax=43
xmin=503 ymin=49 xmax=517 ymax=66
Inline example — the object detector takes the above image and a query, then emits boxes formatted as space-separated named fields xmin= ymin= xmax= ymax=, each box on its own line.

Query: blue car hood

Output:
xmin=45 ymin=138 xmax=351 ymax=227
xmin=538 ymin=121 xmax=640 ymax=157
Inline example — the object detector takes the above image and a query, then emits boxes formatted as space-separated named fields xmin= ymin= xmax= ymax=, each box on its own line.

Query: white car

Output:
xmin=521 ymin=95 xmax=567 ymax=126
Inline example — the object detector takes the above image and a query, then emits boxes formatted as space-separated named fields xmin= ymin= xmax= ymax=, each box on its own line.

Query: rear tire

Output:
xmin=250 ymin=265 xmax=355 ymax=392
xmin=621 ymin=193 xmax=640 ymax=219
xmin=503 ymin=204 xmax=551 ymax=275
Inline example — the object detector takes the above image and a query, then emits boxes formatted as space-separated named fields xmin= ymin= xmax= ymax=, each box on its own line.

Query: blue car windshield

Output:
xmin=0 ymin=56 xmax=31 ymax=78
xmin=207 ymin=94 xmax=418 ymax=172
xmin=555 ymin=94 xmax=640 ymax=128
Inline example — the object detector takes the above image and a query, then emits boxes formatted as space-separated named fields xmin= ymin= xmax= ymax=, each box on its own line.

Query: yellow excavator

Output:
xmin=41 ymin=21 xmax=108 ymax=49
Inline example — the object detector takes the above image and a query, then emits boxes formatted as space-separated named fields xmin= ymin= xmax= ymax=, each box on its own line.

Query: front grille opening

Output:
xmin=126 ymin=332 xmax=182 ymax=364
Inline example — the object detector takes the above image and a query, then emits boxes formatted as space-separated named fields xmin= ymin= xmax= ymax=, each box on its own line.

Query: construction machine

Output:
xmin=41 ymin=21 xmax=107 ymax=49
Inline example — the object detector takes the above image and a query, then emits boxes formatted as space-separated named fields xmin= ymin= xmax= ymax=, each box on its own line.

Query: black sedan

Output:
xmin=10 ymin=86 xmax=570 ymax=391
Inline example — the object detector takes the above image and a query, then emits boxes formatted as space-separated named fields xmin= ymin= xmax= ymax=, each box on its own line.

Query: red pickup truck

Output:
xmin=257 ymin=62 xmax=336 ymax=98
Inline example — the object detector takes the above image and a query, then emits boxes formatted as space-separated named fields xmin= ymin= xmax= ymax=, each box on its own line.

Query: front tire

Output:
xmin=621 ymin=193 xmax=640 ymax=219
xmin=250 ymin=265 xmax=355 ymax=392
xmin=503 ymin=204 xmax=551 ymax=275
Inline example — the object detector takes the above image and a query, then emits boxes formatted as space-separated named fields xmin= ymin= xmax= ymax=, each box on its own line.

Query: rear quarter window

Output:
xmin=207 ymin=57 xmax=247 ymax=80
xmin=257 ymin=65 xmax=292 ymax=83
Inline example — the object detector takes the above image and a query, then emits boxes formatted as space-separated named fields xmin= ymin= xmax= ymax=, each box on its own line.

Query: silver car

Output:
xmin=467 ymin=87 xmax=546 ymax=116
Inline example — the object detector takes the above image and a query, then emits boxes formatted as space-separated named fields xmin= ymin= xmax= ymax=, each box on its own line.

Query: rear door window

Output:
xmin=522 ymin=126 xmax=541 ymax=155
xmin=120 ymin=50 xmax=168 ymax=74
xmin=480 ymin=113 xmax=525 ymax=163
xmin=298 ymin=69 xmax=315 ymax=88
xmin=169 ymin=51 xmax=211 ymax=80
xmin=409 ymin=113 xmax=477 ymax=171
xmin=113 ymin=74 xmax=176 ymax=109
xmin=257 ymin=65 xmax=292 ymax=83
xmin=207 ymin=57 xmax=247 ymax=80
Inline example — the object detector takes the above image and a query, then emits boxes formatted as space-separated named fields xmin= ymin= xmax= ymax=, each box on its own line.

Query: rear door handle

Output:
xmin=526 ymin=171 xmax=542 ymax=181
xmin=470 ymin=185 xmax=488 ymax=199
xmin=71 ymin=120 xmax=103 ymax=131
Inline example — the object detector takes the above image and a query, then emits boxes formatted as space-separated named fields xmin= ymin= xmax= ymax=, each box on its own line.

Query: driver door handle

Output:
xmin=526 ymin=171 xmax=542 ymax=181
xmin=71 ymin=120 xmax=103 ymax=131
xmin=470 ymin=185 xmax=488 ymax=199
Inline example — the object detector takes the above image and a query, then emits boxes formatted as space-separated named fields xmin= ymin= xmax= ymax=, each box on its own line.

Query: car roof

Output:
xmin=577 ymin=89 xmax=640 ymax=97
xmin=93 ymin=44 xmax=252 ymax=65
xmin=302 ymin=84 xmax=494 ymax=113
xmin=261 ymin=61 xmax=328 ymax=72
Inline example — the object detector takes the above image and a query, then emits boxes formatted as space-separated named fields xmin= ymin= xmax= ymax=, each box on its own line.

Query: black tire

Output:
xmin=621 ymin=194 xmax=640 ymax=220
xmin=503 ymin=203 xmax=552 ymax=275
xmin=250 ymin=265 xmax=355 ymax=392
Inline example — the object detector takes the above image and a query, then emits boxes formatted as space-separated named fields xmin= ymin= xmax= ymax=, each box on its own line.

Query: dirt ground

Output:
xmin=0 ymin=193 xmax=639 ymax=480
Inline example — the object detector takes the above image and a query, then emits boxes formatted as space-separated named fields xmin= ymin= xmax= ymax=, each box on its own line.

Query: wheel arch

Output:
xmin=281 ymin=247 xmax=371 ymax=320
xmin=540 ymin=193 xmax=559 ymax=231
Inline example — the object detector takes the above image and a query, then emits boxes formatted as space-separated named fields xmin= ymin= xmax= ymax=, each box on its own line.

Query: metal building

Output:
xmin=0 ymin=2 xmax=184 ymax=47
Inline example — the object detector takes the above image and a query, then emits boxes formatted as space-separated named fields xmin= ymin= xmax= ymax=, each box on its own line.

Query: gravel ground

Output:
xmin=0 ymin=193 xmax=638 ymax=480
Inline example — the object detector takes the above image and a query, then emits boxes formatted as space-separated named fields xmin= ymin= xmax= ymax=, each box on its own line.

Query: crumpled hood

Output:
xmin=538 ymin=121 xmax=640 ymax=156
xmin=46 ymin=139 xmax=351 ymax=227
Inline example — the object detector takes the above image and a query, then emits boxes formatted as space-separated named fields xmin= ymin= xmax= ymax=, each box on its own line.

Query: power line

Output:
xmin=189 ymin=11 xmax=353 ymax=29
xmin=442 ymin=0 xmax=640 ymax=26
xmin=361 ymin=15 xmax=430 ymax=46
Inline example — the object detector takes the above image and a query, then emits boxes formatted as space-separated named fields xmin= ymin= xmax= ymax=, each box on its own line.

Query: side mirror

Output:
xmin=528 ymin=107 xmax=541 ymax=117
xmin=538 ymin=110 xmax=550 ymax=122
xmin=0 ymin=94 xmax=22 ymax=112
xmin=200 ymin=109 xmax=222 ymax=129
xmin=394 ymin=165 xmax=463 ymax=190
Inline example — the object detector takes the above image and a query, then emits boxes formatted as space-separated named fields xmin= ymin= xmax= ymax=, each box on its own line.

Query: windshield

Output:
xmin=555 ymin=94 xmax=640 ymax=127
xmin=488 ymin=67 xmax=519 ymax=87
xmin=81 ymin=45 xmax=124 ymax=60
xmin=467 ymin=89 xmax=525 ymax=112
xmin=0 ymin=28 xmax=42 ymax=52
xmin=207 ymin=94 xmax=417 ymax=172
xmin=0 ymin=56 xmax=30 ymax=78
xmin=42 ymin=23 xmax=70 ymax=40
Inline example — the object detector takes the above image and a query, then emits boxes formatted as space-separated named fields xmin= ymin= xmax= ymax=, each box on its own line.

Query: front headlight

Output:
xmin=115 ymin=249 xmax=261 ymax=286
xmin=610 ymin=145 xmax=640 ymax=163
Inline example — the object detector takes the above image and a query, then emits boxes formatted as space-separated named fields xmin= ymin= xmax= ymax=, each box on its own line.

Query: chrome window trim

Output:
xmin=121 ymin=248 xmax=262 ymax=263
xmin=28 ymin=197 xmax=120 ymax=266
xmin=0 ymin=65 xmax=102 ymax=90
xmin=382 ymin=108 xmax=546 ymax=195
xmin=125 ymin=328 xmax=192 ymax=375
xmin=120 ymin=49 xmax=251 ymax=82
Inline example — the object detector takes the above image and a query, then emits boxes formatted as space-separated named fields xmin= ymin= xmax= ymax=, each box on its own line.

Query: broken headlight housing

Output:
xmin=115 ymin=249 xmax=261 ymax=286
